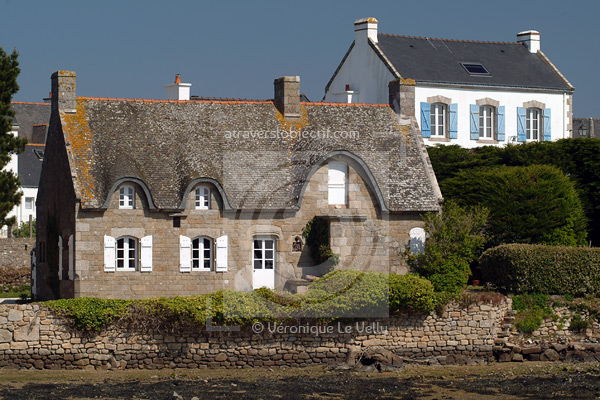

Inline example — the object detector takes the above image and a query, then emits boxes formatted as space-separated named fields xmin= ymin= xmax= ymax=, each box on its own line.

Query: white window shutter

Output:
xmin=216 ymin=235 xmax=228 ymax=272
xmin=68 ymin=235 xmax=74 ymax=280
xmin=180 ymin=235 xmax=191 ymax=272
xmin=104 ymin=235 xmax=116 ymax=272
xmin=58 ymin=236 xmax=63 ymax=280
xmin=328 ymin=161 xmax=347 ymax=205
xmin=140 ymin=235 xmax=153 ymax=272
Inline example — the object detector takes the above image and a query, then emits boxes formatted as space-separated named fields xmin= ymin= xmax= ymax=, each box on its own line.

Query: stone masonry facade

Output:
xmin=71 ymin=163 xmax=423 ymax=299
xmin=0 ymin=300 xmax=510 ymax=370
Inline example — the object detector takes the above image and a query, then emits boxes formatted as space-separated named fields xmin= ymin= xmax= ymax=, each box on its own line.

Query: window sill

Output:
xmin=114 ymin=269 xmax=137 ymax=272
xmin=190 ymin=269 xmax=213 ymax=272
xmin=477 ymin=139 xmax=499 ymax=144
xmin=427 ymin=137 xmax=451 ymax=142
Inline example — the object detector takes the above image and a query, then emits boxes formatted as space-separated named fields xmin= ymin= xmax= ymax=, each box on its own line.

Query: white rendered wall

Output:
xmin=324 ymin=42 xmax=395 ymax=104
xmin=414 ymin=86 xmax=569 ymax=148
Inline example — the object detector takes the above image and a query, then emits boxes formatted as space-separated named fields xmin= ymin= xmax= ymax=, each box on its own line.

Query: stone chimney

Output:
xmin=274 ymin=76 xmax=300 ymax=120
xmin=388 ymin=78 xmax=415 ymax=119
xmin=51 ymin=71 xmax=76 ymax=113
xmin=165 ymin=74 xmax=191 ymax=101
xmin=354 ymin=17 xmax=378 ymax=45
xmin=517 ymin=30 xmax=540 ymax=53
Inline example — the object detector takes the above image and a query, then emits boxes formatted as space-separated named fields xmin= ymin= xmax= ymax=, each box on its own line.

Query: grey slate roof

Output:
xmin=59 ymin=98 xmax=441 ymax=212
xmin=10 ymin=102 xmax=51 ymax=142
xmin=376 ymin=34 xmax=573 ymax=91
xmin=18 ymin=145 xmax=44 ymax=188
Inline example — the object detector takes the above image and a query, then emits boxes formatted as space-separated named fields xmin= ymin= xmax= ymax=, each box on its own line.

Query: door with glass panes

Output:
xmin=253 ymin=237 xmax=275 ymax=289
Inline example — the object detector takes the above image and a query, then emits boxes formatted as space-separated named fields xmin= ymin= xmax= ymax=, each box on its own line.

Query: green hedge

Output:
xmin=479 ymin=244 xmax=600 ymax=295
xmin=45 ymin=270 xmax=438 ymax=332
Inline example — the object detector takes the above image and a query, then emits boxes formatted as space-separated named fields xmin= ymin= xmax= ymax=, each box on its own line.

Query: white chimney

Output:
xmin=165 ymin=74 xmax=191 ymax=100
xmin=517 ymin=30 xmax=540 ymax=53
xmin=354 ymin=17 xmax=378 ymax=44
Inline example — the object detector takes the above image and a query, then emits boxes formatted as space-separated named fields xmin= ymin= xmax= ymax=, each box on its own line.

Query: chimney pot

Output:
xmin=345 ymin=84 xmax=350 ymax=91
xmin=175 ymin=74 xmax=181 ymax=84
xmin=274 ymin=76 xmax=301 ymax=120
xmin=517 ymin=30 xmax=540 ymax=53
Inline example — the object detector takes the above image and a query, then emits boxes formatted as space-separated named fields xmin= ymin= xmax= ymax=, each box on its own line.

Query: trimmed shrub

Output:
xmin=479 ymin=244 xmax=600 ymax=295
xmin=413 ymin=201 xmax=489 ymax=293
xmin=388 ymin=273 xmax=435 ymax=313
xmin=45 ymin=270 xmax=441 ymax=331
xmin=441 ymin=164 xmax=587 ymax=247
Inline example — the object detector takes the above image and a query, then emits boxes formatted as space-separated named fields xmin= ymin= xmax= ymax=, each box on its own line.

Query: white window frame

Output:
xmin=526 ymin=108 xmax=541 ymax=141
xmin=328 ymin=161 xmax=347 ymax=206
xmin=430 ymin=103 xmax=446 ymax=137
xmin=192 ymin=236 xmax=213 ymax=271
xmin=253 ymin=237 xmax=276 ymax=270
xmin=116 ymin=236 xmax=137 ymax=271
xmin=119 ymin=185 xmax=135 ymax=209
xmin=479 ymin=106 xmax=495 ymax=139
xmin=195 ymin=186 xmax=210 ymax=210
xmin=25 ymin=197 xmax=34 ymax=210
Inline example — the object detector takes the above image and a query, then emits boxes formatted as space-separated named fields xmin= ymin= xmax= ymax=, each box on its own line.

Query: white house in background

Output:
xmin=1 ymin=102 xmax=50 ymax=237
xmin=324 ymin=18 xmax=574 ymax=148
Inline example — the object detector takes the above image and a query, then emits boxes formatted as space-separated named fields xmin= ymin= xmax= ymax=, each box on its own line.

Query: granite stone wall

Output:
xmin=0 ymin=300 xmax=510 ymax=370
xmin=0 ymin=238 xmax=34 ymax=269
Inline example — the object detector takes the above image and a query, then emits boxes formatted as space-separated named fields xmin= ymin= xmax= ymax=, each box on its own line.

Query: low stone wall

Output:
xmin=0 ymin=238 xmax=34 ymax=269
xmin=0 ymin=301 xmax=510 ymax=370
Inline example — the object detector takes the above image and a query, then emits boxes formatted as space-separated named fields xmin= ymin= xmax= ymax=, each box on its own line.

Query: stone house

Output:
xmin=34 ymin=71 xmax=442 ymax=300
xmin=324 ymin=18 xmax=574 ymax=148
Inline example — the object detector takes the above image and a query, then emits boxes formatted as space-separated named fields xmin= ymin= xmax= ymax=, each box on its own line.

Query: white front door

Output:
xmin=253 ymin=237 xmax=275 ymax=289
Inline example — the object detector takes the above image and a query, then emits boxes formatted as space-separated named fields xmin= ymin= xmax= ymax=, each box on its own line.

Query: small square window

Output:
xmin=195 ymin=186 xmax=210 ymax=210
xmin=25 ymin=197 xmax=34 ymax=210
xmin=173 ymin=216 xmax=181 ymax=228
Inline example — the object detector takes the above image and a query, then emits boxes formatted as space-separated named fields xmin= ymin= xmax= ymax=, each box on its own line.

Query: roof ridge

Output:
xmin=78 ymin=97 xmax=275 ymax=105
xmin=11 ymin=101 xmax=50 ymax=105
xmin=379 ymin=33 xmax=520 ymax=45
xmin=302 ymin=102 xmax=389 ymax=107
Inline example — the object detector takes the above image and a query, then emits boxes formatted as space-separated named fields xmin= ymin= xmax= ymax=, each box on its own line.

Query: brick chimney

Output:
xmin=51 ymin=71 xmax=76 ymax=113
xmin=274 ymin=76 xmax=300 ymax=120
xmin=165 ymin=74 xmax=191 ymax=101
xmin=354 ymin=17 xmax=378 ymax=45
xmin=517 ymin=30 xmax=540 ymax=53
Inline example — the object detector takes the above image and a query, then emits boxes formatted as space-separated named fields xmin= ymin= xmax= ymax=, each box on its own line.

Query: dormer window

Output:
xmin=195 ymin=186 xmax=210 ymax=210
xmin=119 ymin=185 xmax=134 ymax=209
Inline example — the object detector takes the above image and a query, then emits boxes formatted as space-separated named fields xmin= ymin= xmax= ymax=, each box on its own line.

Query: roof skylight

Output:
xmin=461 ymin=63 xmax=491 ymax=76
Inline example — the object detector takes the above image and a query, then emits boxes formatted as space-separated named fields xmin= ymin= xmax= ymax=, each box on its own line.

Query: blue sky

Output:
xmin=2 ymin=0 xmax=598 ymax=117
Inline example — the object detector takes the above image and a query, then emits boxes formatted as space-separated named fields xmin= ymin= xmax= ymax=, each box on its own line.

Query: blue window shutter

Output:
xmin=449 ymin=103 xmax=458 ymax=139
xmin=517 ymin=107 xmax=526 ymax=142
xmin=470 ymin=104 xmax=479 ymax=140
xmin=420 ymin=102 xmax=431 ymax=138
xmin=497 ymin=106 xmax=505 ymax=141
xmin=543 ymin=108 xmax=551 ymax=141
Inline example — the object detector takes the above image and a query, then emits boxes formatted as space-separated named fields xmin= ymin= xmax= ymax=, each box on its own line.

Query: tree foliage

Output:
xmin=428 ymin=141 xmax=598 ymax=245
xmin=441 ymin=164 xmax=587 ymax=247
xmin=0 ymin=48 xmax=26 ymax=227
xmin=413 ymin=201 xmax=489 ymax=293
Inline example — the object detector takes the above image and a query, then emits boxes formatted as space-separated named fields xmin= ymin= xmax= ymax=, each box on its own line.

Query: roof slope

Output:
xmin=59 ymin=98 xmax=441 ymax=212
xmin=11 ymin=102 xmax=51 ymax=141
xmin=377 ymin=34 xmax=572 ymax=91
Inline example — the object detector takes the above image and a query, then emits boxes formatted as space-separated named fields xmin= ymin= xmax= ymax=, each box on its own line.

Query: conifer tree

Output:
xmin=0 ymin=48 xmax=27 ymax=227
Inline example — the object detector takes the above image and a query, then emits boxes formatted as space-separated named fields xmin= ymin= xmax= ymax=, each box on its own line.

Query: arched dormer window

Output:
xmin=119 ymin=185 xmax=135 ymax=209
xmin=195 ymin=186 xmax=210 ymax=210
